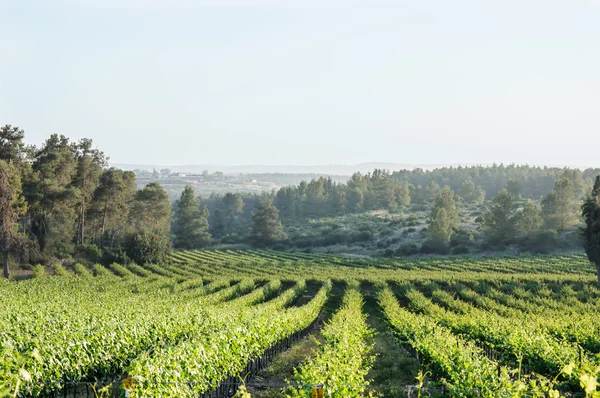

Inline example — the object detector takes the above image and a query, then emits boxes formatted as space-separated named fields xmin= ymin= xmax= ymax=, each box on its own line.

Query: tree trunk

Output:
xmin=596 ymin=262 xmax=600 ymax=287
xmin=3 ymin=252 xmax=9 ymax=280
xmin=79 ymin=198 xmax=85 ymax=245
xmin=100 ymin=203 xmax=107 ymax=248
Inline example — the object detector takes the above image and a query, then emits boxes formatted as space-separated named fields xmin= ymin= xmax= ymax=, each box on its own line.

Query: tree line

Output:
xmin=0 ymin=125 xmax=173 ymax=277
xmin=4 ymin=124 xmax=600 ymax=282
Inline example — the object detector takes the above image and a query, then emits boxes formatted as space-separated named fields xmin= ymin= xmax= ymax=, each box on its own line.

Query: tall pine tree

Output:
xmin=582 ymin=176 xmax=600 ymax=286
xmin=251 ymin=198 xmax=287 ymax=247
xmin=172 ymin=185 xmax=211 ymax=249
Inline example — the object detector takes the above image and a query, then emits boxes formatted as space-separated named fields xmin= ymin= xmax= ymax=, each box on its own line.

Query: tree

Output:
xmin=73 ymin=138 xmax=106 ymax=245
xmin=0 ymin=125 xmax=25 ymax=162
xmin=515 ymin=199 xmax=543 ymax=236
xmin=251 ymin=198 xmax=287 ymax=247
xmin=582 ymin=176 xmax=600 ymax=285
xmin=483 ymin=189 xmax=517 ymax=246
xmin=425 ymin=180 xmax=440 ymax=202
xmin=160 ymin=168 xmax=171 ymax=176
xmin=131 ymin=183 xmax=172 ymax=231
xmin=88 ymin=168 xmax=136 ymax=247
xmin=172 ymin=185 xmax=211 ymax=249
xmin=505 ymin=179 xmax=523 ymax=199
xmin=432 ymin=187 xmax=460 ymax=230
xmin=126 ymin=183 xmax=172 ymax=263
xmin=428 ymin=207 xmax=452 ymax=246
xmin=25 ymin=134 xmax=78 ymax=253
xmin=211 ymin=193 xmax=245 ymax=237
xmin=542 ymin=178 xmax=579 ymax=232
xmin=0 ymin=161 xmax=27 ymax=278
xmin=124 ymin=227 xmax=172 ymax=265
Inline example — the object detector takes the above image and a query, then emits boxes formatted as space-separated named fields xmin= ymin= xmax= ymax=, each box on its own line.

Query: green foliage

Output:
xmin=0 ymin=159 xmax=27 ymax=278
xmin=515 ymin=200 xmax=543 ymax=236
xmin=542 ymin=178 xmax=580 ymax=232
xmin=32 ymin=264 xmax=46 ymax=278
xmin=124 ymin=227 xmax=171 ymax=265
xmin=91 ymin=263 xmax=111 ymax=277
xmin=172 ymin=185 xmax=211 ymax=249
xmin=53 ymin=263 xmax=70 ymax=277
xmin=73 ymin=263 xmax=92 ymax=278
xmin=483 ymin=189 xmax=518 ymax=246
xmin=251 ymin=199 xmax=288 ymax=247
xmin=428 ymin=207 xmax=452 ymax=246
xmin=459 ymin=177 xmax=486 ymax=204
xmin=290 ymin=287 xmax=373 ymax=397
xmin=426 ymin=187 xmax=459 ymax=249
xmin=581 ymin=175 xmax=600 ymax=284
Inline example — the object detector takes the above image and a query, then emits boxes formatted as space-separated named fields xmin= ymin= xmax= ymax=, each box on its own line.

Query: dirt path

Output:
xmin=362 ymin=284 xmax=422 ymax=398
xmin=245 ymin=281 xmax=345 ymax=397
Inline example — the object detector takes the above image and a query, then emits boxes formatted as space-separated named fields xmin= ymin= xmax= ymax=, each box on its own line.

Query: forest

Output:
xmin=2 ymin=124 xmax=600 ymax=276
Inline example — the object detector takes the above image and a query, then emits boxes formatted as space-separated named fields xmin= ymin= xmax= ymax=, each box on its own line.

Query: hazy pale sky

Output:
xmin=0 ymin=0 xmax=598 ymax=167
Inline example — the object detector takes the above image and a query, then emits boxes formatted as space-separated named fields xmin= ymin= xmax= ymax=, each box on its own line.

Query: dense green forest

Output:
xmin=2 ymin=124 xmax=600 ymax=277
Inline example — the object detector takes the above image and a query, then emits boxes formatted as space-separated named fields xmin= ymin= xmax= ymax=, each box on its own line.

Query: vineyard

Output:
xmin=1 ymin=251 xmax=600 ymax=397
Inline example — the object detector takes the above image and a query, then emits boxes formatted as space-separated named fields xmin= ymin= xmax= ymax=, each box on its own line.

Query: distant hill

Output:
xmin=111 ymin=162 xmax=419 ymax=176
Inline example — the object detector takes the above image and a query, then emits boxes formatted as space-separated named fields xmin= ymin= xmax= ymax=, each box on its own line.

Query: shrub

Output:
xmin=53 ymin=263 xmax=71 ymax=277
xmin=92 ymin=263 xmax=111 ymax=277
xmin=420 ymin=240 xmax=450 ymax=254
xmin=396 ymin=243 xmax=419 ymax=256
xmin=519 ymin=230 xmax=558 ymax=254
xmin=450 ymin=229 xmax=475 ymax=247
xmin=73 ymin=263 xmax=92 ymax=278
xmin=125 ymin=228 xmax=172 ymax=265
xmin=32 ymin=264 xmax=46 ymax=278
xmin=75 ymin=244 xmax=103 ymax=263
xmin=451 ymin=245 xmax=470 ymax=255
xmin=351 ymin=230 xmax=373 ymax=243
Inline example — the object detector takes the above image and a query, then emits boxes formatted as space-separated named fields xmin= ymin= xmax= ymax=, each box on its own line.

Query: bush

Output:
xmin=53 ymin=263 xmax=71 ymax=277
xmin=73 ymin=263 xmax=92 ymax=278
xmin=450 ymin=229 xmax=475 ymax=247
xmin=32 ymin=264 xmax=46 ymax=278
xmin=75 ymin=244 xmax=103 ymax=263
xmin=92 ymin=263 xmax=111 ymax=277
xmin=396 ymin=243 xmax=419 ymax=256
xmin=221 ymin=233 xmax=242 ymax=244
xmin=125 ymin=228 xmax=172 ymax=265
xmin=451 ymin=244 xmax=470 ymax=255
xmin=519 ymin=230 xmax=558 ymax=254
xmin=420 ymin=240 xmax=450 ymax=254
xmin=379 ymin=228 xmax=394 ymax=237
xmin=351 ymin=230 xmax=373 ymax=243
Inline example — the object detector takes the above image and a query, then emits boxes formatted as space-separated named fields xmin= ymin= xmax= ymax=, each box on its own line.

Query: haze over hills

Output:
xmin=111 ymin=162 xmax=502 ymax=176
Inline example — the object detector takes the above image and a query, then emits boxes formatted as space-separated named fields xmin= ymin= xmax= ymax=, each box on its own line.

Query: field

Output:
xmin=1 ymin=251 xmax=600 ymax=398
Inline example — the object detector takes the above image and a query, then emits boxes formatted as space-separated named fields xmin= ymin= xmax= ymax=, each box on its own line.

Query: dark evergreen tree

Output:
xmin=251 ymin=198 xmax=288 ymax=247
xmin=0 ymin=160 xmax=27 ymax=278
xmin=582 ymin=176 xmax=600 ymax=286
xmin=172 ymin=185 xmax=211 ymax=249
xmin=483 ymin=189 xmax=517 ymax=246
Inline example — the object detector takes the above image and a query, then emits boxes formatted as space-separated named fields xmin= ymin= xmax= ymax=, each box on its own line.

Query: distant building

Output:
xmin=177 ymin=173 xmax=187 ymax=177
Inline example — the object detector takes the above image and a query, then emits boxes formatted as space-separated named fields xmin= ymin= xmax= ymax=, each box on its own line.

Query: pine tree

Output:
xmin=251 ymin=198 xmax=288 ymax=247
xmin=172 ymin=185 xmax=211 ymax=249
xmin=582 ymin=176 xmax=600 ymax=286
xmin=542 ymin=178 xmax=579 ymax=232
xmin=432 ymin=187 xmax=460 ymax=230
xmin=515 ymin=200 xmax=543 ymax=236
xmin=0 ymin=160 xmax=27 ymax=278
xmin=483 ymin=189 xmax=517 ymax=246
xmin=429 ymin=208 xmax=452 ymax=245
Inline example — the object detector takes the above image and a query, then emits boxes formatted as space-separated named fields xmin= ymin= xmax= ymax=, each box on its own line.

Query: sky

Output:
xmin=0 ymin=0 xmax=599 ymax=167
